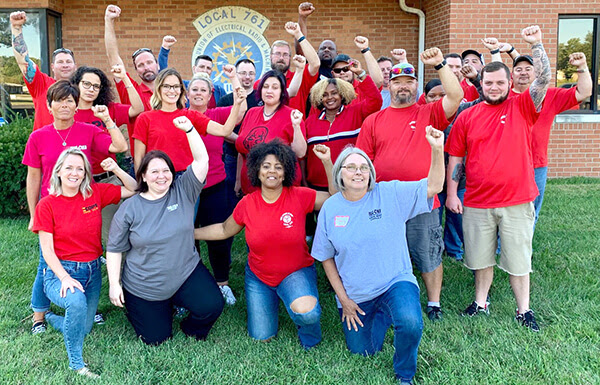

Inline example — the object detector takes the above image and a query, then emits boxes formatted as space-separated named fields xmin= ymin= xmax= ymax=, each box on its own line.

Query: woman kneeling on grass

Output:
xmin=194 ymin=140 xmax=334 ymax=349
xmin=106 ymin=116 xmax=224 ymax=346
xmin=310 ymin=126 xmax=445 ymax=385
xmin=32 ymin=148 xmax=137 ymax=378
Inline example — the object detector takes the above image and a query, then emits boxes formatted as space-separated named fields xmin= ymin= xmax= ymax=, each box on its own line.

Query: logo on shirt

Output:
xmin=76 ymin=145 xmax=88 ymax=150
xmin=368 ymin=208 xmax=382 ymax=221
xmin=82 ymin=203 xmax=99 ymax=214
xmin=409 ymin=121 xmax=416 ymax=131
xmin=167 ymin=204 xmax=179 ymax=212
xmin=280 ymin=212 xmax=294 ymax=228
xmin=334 ymin=216 xmax=349 ymax=227
xmin=243 ymin=126 xmax=269 ymax=150
xmin=500 ymin=114 xmax=507 ymax=124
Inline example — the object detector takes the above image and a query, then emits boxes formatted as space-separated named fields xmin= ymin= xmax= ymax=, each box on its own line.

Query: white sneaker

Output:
xmin=76 ymin=367 xmax=100 ymax=379
xmin=219 ymin=285 xmax=236 ymax=305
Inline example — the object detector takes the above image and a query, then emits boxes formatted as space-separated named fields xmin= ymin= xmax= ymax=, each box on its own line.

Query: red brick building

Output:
xmin=2 ymin=0 xmax=599 ymax=177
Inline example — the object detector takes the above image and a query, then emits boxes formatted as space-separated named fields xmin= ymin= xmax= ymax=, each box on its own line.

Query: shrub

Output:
xmin=0 ymin=114 xmax=32 ymax=217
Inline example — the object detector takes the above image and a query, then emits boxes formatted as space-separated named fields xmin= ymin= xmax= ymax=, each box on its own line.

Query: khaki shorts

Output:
xmin=463 ymin=202 xmax=534 ymax=276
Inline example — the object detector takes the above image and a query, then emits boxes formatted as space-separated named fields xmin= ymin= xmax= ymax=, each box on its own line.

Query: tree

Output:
xmin=557 ymin=32 xmax=593 ymax=81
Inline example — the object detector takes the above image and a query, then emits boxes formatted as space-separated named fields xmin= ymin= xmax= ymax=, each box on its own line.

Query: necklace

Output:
xmin=263 ymin=107 xmax=277 ymax=119
xmin=54 ymin=125 xmax=72 ymax=146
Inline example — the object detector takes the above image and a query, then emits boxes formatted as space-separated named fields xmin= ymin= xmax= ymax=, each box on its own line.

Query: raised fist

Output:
xmin=522 ymin=25 xmax=542 ymax=45
xmin=111 ymin=64 xmax=126 ymax=80
xmin=10 ymin=11 xmax=27 ymax=27
xmin=292 ymin=55 xmax=307 ymax=70
xmin=391 ymin=48 xmax=407 ymax=63
xmin=92 ymin=105 xmax=110 ymax=122
xmin=298 ymin=2 xmax=315 ymax=18
xmin=312 ymin=144 xmax=331 ymax=161
xmin=105 ymin=5 xmax=121 ymax=20
xmin=354 ymin=36 xmax=369 ymax=51
xmin=290 ymin=109 xmax=303 ymax=126
xmin=460 ymin=64 xmax=478 ymax=80
xmin=162 ymin=35 xmax=177 ymax=50
xmin=420 ymin=47 xmax=444 ymax=67
xmin=569 ymin=52 xmax=587 ymax=68
xmin=222 ymin=64 xmax=236 ymax=79
xmin=481 ymin=37 xmax=499 ymax=51
xmin=285 ymin=22 xmax=302 ymax=39
xmin=173 ymin=116 xmax=193 ymax=132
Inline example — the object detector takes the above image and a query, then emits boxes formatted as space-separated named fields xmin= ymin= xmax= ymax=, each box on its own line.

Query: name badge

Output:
xmin=334 ymin=216 xmax=349 ymax=227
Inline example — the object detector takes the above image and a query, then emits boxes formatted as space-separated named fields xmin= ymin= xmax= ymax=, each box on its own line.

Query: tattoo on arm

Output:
xmin=451 ymin=163 xmax=464 ymax=182
xmin=12 ymin=32 xmax=27 ymax=56
xmin=24 ymin=54 xmax=36 ymax=83
xmin=529 ymin=43 xmax=551 ymax=109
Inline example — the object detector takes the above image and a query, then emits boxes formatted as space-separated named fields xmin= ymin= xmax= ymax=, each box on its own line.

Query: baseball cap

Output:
xmin=390 ymin=63 xmax=416 ymax=80
xmin=461 ymin=49 xmax=485 ymax=65
xmin=332 ymin=54 xmax=352 ymax=67
xmin=513 ymin=55 xmax=534 ymax=67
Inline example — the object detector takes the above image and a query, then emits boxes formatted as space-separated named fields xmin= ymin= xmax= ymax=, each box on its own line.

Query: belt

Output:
xmin=93 ymin=171 xmax=115 ymax=182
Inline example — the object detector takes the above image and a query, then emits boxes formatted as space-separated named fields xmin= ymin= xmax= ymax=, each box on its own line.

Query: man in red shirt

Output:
xmin=356 ymin=47 xmax=463 ymax=322
xmin=445 ymin=26 xmax=558 ymax=332
xmin=10 ymin=11 xmax=77 ymax=130
xmin=459 ymin=50 xmax=484 ymax=102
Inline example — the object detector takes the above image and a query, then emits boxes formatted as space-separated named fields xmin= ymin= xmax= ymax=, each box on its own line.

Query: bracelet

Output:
xmin=576 ymin=68 xmax=589 ymax=73
xmin=490 ymin=48 xmax=500 ymax=54
xmin=507 ymin=46 xmax=515 ymax=54
xmin=186 ymin=126 xmax=195 ymax=134
xmin=297 ymin=36 xmax=306 ymax=43
xmin=357 ymin=70 xmax=367 ymax=79
xmin=434 ymin=59 xmax=447 ymax=71
xmin=106 ymin=124 xmax=117 ymax=130
xmin=361 ymin=47 xmax=370 ymax=54
xmin=125 ymin=84 xmax=134 ymax=89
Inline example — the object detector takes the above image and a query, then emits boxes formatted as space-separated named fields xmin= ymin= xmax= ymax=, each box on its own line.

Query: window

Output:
xmin=0 ymin=9 xmax=62 ymax=122
xmin=557 ymin=15 xmax=599 ymax=113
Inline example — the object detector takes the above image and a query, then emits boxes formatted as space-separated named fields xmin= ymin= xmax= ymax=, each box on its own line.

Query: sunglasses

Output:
xmin=132 ymin=48 xmax=153 ymax=60
xmin=391 ymin=66 xmax=415 ymax=75
xmin=53 ymin=47 xmax=74 ymax=56
xmin=332 ymin=65 xmax=351 ymax=74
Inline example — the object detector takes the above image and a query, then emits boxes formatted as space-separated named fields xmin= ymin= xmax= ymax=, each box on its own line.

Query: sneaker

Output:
xmin=173 ymin=306 xmax=189 ymax=320
xmin=94 ymin=313 xmax=105 ymax=325
xmin=462 ymin=301 xmax=489 ymax=317
xmin=426 ymin=306 xmax=443 ymax=322
xmin=31 ymin=320 xmax=47 ymax=335
xmin=515 ymin=309 xmax=540 ymax=332
xmin=219 ymin=285 xmax=237 ymax=306
xmin=76 ymin=367 xmax=100 ymax=379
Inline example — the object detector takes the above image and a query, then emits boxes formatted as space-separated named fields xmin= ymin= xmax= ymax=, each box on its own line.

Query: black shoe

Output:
xmin=462 ymin=301 xmax=489 ymax=316
xmin=426 ymin=306 xmax=443 ymax=322
xmin=515 ymin=309 xmax=540 ymax=332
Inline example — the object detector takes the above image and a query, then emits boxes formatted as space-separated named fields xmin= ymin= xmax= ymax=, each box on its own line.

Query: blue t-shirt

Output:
xmin=380 ymin=89 xmax=391 ymax=110
xmin=312 ymin=179 xmax=433 ymax=306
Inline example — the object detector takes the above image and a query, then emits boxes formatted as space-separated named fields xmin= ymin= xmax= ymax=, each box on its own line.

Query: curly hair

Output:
xmin=246 ymin=140 xmax=297 ymax=188
xmin=309 ymin=78 xmax=356 ymax=109
xmin=70 ymin=66 xmax=114 ymax=106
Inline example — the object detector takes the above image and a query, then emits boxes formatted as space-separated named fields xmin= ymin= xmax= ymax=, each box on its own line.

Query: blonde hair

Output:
xmin=48 ymin=148 xmax=93 ymax=199
xmin=271 ymin=40 xmax=291 ymax=53
xmin=150 ymin=68 xmax=187 ymax=110
xmin=309 ymin=78 xmax=356 ymax=109
xmin=188 ymin=72 xmax=213 ymax=94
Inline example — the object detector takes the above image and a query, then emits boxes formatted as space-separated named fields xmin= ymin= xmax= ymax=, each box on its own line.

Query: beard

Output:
xmin=392 ymin=89 xmax=416 ymax=105
xmin=483 ymin=92 xmax=509 ymax=105
xmin=142 ymin=71 xmax=157 ymax=82
xmin=271 ymin=61 xmax=290 ymax=73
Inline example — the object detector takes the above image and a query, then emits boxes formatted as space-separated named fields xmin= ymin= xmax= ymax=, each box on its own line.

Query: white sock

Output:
xmin=427 ymin=301 xmax=440 ymax=308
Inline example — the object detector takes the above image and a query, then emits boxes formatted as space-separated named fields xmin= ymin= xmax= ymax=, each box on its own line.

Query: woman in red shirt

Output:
xmin=32 ymin=148 xmax=136 ymax=378
xmin=235 ymin=70 xmax=307 ymax=196
xmin=195 ymin=141 xmax=333 ymax=349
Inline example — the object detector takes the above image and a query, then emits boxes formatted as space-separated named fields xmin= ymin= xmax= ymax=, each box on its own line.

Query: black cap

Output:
xmin=332 ymin=54 xmax=352 ymax=67
xmin=513 ymin=55 xmax=534 ymax=67
xmin=461 ymin=49 xmax=484 ymax=65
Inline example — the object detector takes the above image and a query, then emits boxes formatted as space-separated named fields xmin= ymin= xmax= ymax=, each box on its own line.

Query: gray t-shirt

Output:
xmin=107 ymin=166 xmax=205 ymax=301
xmin=312 ymin=179 xmax=433 ymax=306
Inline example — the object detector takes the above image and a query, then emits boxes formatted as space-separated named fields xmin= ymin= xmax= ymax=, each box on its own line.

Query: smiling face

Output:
xmin=134 ymin=52 xmax=159 ymax=83
xmin=237 ymin=62 xmax=256 ymax=90
xmin=58 ymin=154 xmax=85 ymax=194
xmin=512 ymin=61 xmax=535 ymax=88
xmin=51 ymin=52 xmax=76 ymax=81
xmin=332 ymin=61 xmax=354 ymax=83
xmin=78 ymin=72 xmax=101 ymax=103
xmin=341 ymin=153 xmax=370 ymax=194
xmin=322 ymin=83 xmax=342 ymax=111
xmin=261 ymin=76 xmax=282 ymax=107
xmin=378 ymin=60 xmax=393 ymax=87
xmin=143 ymin=157 xmax=173 ymax=196
xmin=187 ymin=79 xmax=212 ymax=110
xmin=481 ymin=69 xmax=511 ymax=105
xmin=258 ymin=154 xmax=284 ymax=189
xmin=159 ymin=75 xmax=183 ymax=108
xmin=49 ymin=95 xmax=77 ymax=121
xmin=390 ymin=76 xmax=418 ymax=106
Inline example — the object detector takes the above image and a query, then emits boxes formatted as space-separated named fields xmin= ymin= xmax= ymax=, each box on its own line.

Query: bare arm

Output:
xmin=39 ymin=231 xmax=85 ymax=297
xmin=106 ymin=251 xmax=125 ymax=307
xmin=482 ymin=38 xmax=502 ymax=63
xmin=194 ymin=214 xmax=244 ymax=240
xmin=523 ymin=26 xmax=550 ymax=110
xmin=287 ymin=55 xmax=306 ymax=97
xmin=133 ymin=139 xmax=146 ymax=174
xmin=355 ymin=37 xmax=383 ymax=88
xmin=286 ymin=22 xmax=320 ymax=76
xmin=290 ymin=110 xmax=307 ymax=158
xmin=421 ymin=48 xmax=463 ymax=119
xmin=9 ymin=12 xmax=37 ymax=82
xmin=312 ymin=144 xmax=335 ymax=210
xmin=111 ymin=64 xmax=144 ymax=117
xmin=295 ymin=2 xmax=314 ymax=56
xmin=446 ymin=156 xmax=464 ymax=214
xmin=104 ymin=5 xmax=126 ymax=74
xmin=172 ymin=117 xmax=210 ymax=182
xmin=322 ymin=258 xmax=365 ymax=331
xmin=425 ymin=126 xmax=445 ymax=198
xmin=99 ymin=158 xmax=137 ymax=198
xmin=26 ymin=167 xmax=41 ymax=231
xmin=569 ymin=52 xmax=593 ymax=102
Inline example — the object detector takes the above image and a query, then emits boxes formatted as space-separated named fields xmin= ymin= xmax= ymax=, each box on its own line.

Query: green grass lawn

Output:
xmin=1 ymin=178 xmax=599 ymax=384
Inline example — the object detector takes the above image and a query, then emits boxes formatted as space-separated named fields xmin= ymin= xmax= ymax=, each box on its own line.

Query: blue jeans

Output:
xmin=340 ymin=281 xmax=423 ymax=382
xmin=437 ymin=188 xmax=465 ymax=259
xmin=31 ymin=246 xmax=50 ymax=313
xmin=43 ymin=259 xmax=102 ymax=370
xmin=533 ymin=166 xmax=548 ymax=227
xmin=245 ymin=264 xmax=322 ymax=349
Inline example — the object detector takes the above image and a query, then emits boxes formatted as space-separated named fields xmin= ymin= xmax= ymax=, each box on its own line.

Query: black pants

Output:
xmin=194 ymin=180 xmax=234 ymax=282
xmin=123 ymin=262 xmax=224 ymax=345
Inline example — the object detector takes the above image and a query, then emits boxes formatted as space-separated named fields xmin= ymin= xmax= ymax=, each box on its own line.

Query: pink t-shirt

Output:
xmin=22 ymin=122 xmax=112 ymax=197
xmin=202 ymin=107 xmax=231 ymax=188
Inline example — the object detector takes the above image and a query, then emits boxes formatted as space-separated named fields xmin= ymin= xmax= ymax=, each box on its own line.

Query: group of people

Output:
xmin=10 ymin=1 xmax=592 ymax=383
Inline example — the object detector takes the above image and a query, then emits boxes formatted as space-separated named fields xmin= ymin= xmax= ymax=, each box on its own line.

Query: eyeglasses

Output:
xmin=80 ymin=80 xmax=101 ymax=91
xmin=342 ymin=164 xmax=370 ymax=173
xmin=332 ymin=66 xmax=351 ymax=74
xmin=238 ymin=71 xmax=256 ymax=77
xmin=272 ymin=52 xmax=290 ymax=58
xmin=161 ymin=84 xmax=182 ymax=91
xmin=391 ymin=66 xmax=415 ymax=75
xmin=132 ymin=48 xmax=153 ymax=60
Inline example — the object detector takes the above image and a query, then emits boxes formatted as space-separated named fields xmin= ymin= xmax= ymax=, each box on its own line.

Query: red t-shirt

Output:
xmin=461 ymin=79 xmax=479 ymax=102
xmin=115 ymin=73 xmax=154 ymax=156
xmin=235 ymin=105 xmax=306 ymax=194
xmin=305 ymin=76 xmax=382 ymax=187
xmin=254 ymin=67 xmax=319 ymax=115
xmin=75 ymin=102 xmax=130 ymax=174
xmin=510 ymin=87 xmax=579 ymax=168
xmin=445 ymin=89 xmax=540 ymax=208
xmin=22 ymin=122 xmax=113 ymax=198
xmin=233 ymin=186 xmax=316 ymax=286
xmin=32 ymin=183 xmax=121 ymax=262
xmin=356 ymin=100 xmax=450 ymax=209
xmin=202 ymin=107 xmax=231 ymax=188
xmin=25 ymin=69 xmax=55 ymax=131
xmin=133 ymin=109 xmax=210 ymax=172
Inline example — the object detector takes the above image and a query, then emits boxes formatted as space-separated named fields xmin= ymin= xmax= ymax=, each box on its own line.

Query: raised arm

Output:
xmin=9 ymin=12 xmax=37 ymax=81
xmin=425 ymin=126 xmax=445 ymax=198
xmin=295 ymin=2 xmax=315 ymax=57
xmin=354 ymin=36 xmax=383 ymax=88
xmin=194 ymin=214 xmax=244 ymax=240
xmin=569 ymin=52 xmax=593 ymax=102
xmin=206 ymin=70 xmax=246 ymax=137
xmin=287 ymin=55 xmax=306 ymax=97
xmin=460 ymin=65 xmax=483 ymax=100
xmin=390 ymin=48 xmax=408 ymax=64
xmin=523 ymin=25 xmax=550 ymax=110
xmin=159 ymin=35 xmax=177 ymax=71
xmin=99 ymin=158 xmax=137 ymax=198
xmin=482 ymin=37 xmax=502 ymax=63
xmin=285 ymin=21 xmax=320 ymax=76
xmin=92 ymin=105 xmax=128 ymax=153
xmin=312 ymin=145 xmax=335 ymax=209
xmin=421 ymin=47 xmax=463 ymax=119
xmin=290 ymin=109 xmax=307 ymax=158
xmin=499 ymin=42 xmax=520 ymax=60
xmin=104 ymin=5 xmax=126 ymax=72
xmin=173 ymin=116 xmax=209 ymax=182
xmin=111 ymin=63 xmax=144 ymax=118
